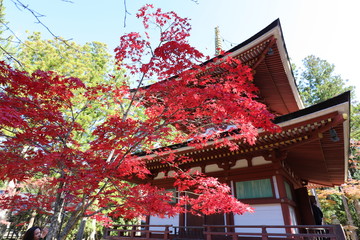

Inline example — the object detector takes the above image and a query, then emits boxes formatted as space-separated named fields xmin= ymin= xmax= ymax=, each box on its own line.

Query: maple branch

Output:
xmin=121 ymin=70 xmax=149 ymax=121
xmin=146 ymin=41 xmax=155 ymax=57
xmin=84 ymin=206 xmax=115 ymax=217
xmin=59 ymin=198 xmax=88 ymax=240
xmin=62 ymin=101 xmax=89 ymax=143
xmin=116 ymin=95 xmax=127 ymax=115
xmin=110 ymin=107 xmax=184 ymax=171
xmin=106 ymin=150 xmax=116 ymax=163
xmin=81 ymin=182 xmax=123 ymax=218
xmin=122 ymin=28 xmax=165 ymax=120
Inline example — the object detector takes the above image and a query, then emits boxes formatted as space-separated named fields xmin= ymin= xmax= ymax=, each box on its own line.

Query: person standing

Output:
xmin=310 ymin=196 xmax=323 ymax=225
xmin=22 ymin=226 xmax=48 ymax=240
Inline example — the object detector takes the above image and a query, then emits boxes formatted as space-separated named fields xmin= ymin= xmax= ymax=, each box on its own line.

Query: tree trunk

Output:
xmin=59 ymin=208 xmax=84 ymax=240
xmin=89 ymin=219 xmax=96 ymax=240
xmin=341 ymin=193 xmax=358 ymax=240
xmin=354 ymin=199 xmax=360 ymax=220
xmin=46 ymin=183 xmax=66 ymax=240
xmin=27 ymin=210 xmax=37 ymax=229
xmin=75 ymin=217 xmax=87 ymax=240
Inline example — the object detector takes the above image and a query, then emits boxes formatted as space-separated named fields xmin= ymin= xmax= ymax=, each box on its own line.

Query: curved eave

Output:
xmin=274 ymin=93 xmax=350 ymax=186
xmin=225 ymin=19 xmax=303 ymax=115
xmin=137 ymin=19 xmax=303 ymax=116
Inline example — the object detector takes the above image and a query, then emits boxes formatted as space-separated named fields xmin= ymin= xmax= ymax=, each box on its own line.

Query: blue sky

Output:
xmin=4 ymin=0 xmax=360 ymax=99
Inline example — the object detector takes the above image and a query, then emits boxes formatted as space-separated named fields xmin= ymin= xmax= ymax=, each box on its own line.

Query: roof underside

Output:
xmin=225 ymin=19 xmax=303 ymax=116
xmin=253 ymin=44 xmax=300 ymax=115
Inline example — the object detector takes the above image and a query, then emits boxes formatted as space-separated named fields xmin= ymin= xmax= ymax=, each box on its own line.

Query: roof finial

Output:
xmin=215 ymin=26 xmax=222 ymax=55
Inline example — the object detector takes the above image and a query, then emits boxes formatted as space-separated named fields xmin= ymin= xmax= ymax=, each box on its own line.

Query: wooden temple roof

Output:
xmin=139 ymin=19 xmax=302 ymax=116
xmin=219 ymin=18 xmax=303 ymax=116
xmin=140 ymin=20 xmax=350 ymax=188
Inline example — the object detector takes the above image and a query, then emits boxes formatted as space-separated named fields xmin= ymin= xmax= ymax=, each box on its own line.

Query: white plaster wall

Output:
xmin=153 ymin=170 xmax=176 ymax=179
xmin=188 ymin=167 xmax=202 ymax=174
xmin=272 ymin=176 xmax=280 ymax=199
xmin=154 ymin=167 xmax=202 ymax=180
xmin=149 ymin=214 xmax=179 ymax=233
xmin=252 ymin=156 xmax=272 ymax=166
xmin=205 ymin=163 xmax=222 ymax=173
xmin=289 ymin=206 xmax=298 ymax=226
xmin=154 ymin=172 xmax=165 ymax=180
xmin=231 ymin=159 xmax=248 ymax=169
xmin=288 ymin=206 xmax=299 ymax=233
xmin=167 ymin=170 xmax=176 ymax=177
xmin=234 ymin=204 xmax=285 ymax=234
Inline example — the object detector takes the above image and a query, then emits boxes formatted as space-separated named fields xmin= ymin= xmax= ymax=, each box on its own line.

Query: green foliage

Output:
xmin=14 ymin=32 xmax=126 ymax=149
xmin=318 ymin=188 xmax=359 ymax=229
xmin=15 ymin=32 xmax=117 ymax=82
xmin=351 ymin=104 xmax=360 ymax=140
xmin=296 ymin=55 xmax=354 ymax=106
xmin=294 ymin=55 xmax=360 ymax=141
xmin=349 ymin=141 xmax=360 ymax=180
xmin=319 ymin=192 xmax=345 ymax=224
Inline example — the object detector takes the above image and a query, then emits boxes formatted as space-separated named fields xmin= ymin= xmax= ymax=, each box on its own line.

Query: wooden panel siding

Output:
xmin=234 ymin=204 xmax=284 ymax=230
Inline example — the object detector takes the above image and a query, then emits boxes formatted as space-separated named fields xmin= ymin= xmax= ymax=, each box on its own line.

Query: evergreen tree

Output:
xmin=296 ymin=55 xmax=354 ymax=106
xmin=295 ymin=55 xmax=360 ymax=140
xmin=295 ymin=55 xmax=360 ymax=236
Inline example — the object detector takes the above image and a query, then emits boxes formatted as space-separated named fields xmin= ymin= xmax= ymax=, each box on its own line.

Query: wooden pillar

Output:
xmin=226 ymin=212 xmax=234 ymax=226
xmin=226 ymin=179 xmax=235 ymax=227
xmin=274 ymin=174 xmax=292 ymax=227
xmin=179 ymin=213 xmax=185 ymax=227
xmin=294 ymin=187 xmax=315 ymax=225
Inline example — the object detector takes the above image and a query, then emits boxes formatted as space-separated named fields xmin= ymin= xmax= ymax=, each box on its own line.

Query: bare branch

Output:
xmin=123 ymin=0 xmax=131 ymax=28
xmin=0 ymin=44 xmax=23 ymax=67
xmin=10 ymin=0 xmax=76 ymax=50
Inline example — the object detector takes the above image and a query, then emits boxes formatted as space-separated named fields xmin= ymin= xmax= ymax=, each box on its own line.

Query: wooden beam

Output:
xmin=251 ymin=36 xmax=277 ymax=70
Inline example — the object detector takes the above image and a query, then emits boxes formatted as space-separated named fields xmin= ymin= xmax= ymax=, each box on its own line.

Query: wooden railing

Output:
xmin=204 ymin=225 xmax=346 ymax=240
xmin=173 ymin=226 xmax=204 ymax=239
xmin=103 ymin=224 xmax=172 ymax=240
xmin=103 ymin=224 xmax=346 ymax=240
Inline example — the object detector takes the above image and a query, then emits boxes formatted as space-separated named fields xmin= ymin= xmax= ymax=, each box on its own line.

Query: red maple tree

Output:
xmin=0 ymin=5 xmax=279 ymax=239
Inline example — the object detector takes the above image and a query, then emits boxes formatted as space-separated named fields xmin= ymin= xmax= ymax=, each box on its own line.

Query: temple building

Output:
xmin=104 ymin=19 xmax=350 ymax=239
xmin=143 ymin=19 xmax=350 ymax=234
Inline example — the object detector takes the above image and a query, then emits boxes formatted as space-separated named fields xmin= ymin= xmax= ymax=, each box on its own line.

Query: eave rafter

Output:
xmin=251 ymin=36 xmax=277 ymax=70
xmin=232 ymin=36 xmax=277 ymax=68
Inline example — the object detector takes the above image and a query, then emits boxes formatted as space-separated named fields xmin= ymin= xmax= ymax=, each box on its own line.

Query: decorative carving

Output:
xmin=216 ymin=159 xmax=237 ymax=170
xmin=265 ymin=150 xmax=287 ymax=162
